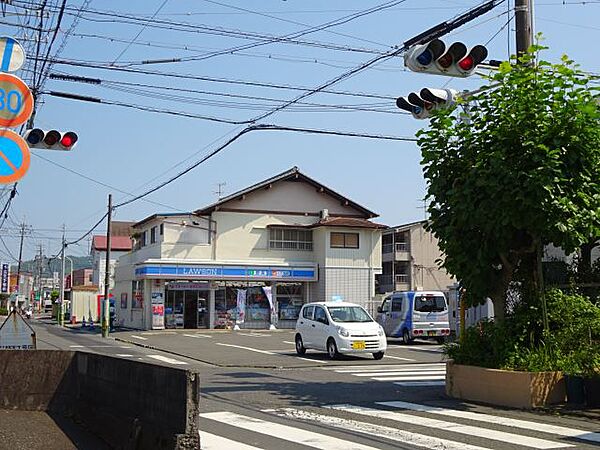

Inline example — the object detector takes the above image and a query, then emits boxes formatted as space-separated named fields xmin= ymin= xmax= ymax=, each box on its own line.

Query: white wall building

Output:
xmin=91 ymin=235 xmax=132 ymax=294
xmin=113 ymin=167 xmax=385 ymax=330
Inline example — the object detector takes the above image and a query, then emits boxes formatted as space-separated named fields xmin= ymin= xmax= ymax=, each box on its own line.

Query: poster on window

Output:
xmin=120 ymin=293 xmax=128 ymax=309
xmin=236 ymin=289 xmax=246 ymax=325
xmin=262 ymin=286 xmax=277 ymax=326
xmin=151 ymin=292 xmax=164 ymax=329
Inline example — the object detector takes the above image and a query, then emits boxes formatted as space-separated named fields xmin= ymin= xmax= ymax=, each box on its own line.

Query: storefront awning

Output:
xmin=135 ymin=263 xmax=317 ymax=282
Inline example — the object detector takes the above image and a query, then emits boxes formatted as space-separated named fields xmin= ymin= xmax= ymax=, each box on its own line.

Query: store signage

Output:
xmin=167 ymin=282 xmax=210 ymax=291
xmin=151 ymin=291 xmax=164 ymax=330
xmin=0 ymin=311 xmax=36 ymax=350
xmin=1 ymin=263 xmax=8 ymax=293
xmin=136 ymin=265 xmax=317 ymax=281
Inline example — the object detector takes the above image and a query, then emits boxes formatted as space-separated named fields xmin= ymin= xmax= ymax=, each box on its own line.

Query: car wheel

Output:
xmin=327 ymin=338 xmax=339 ymax=360
xmin=295 ymin=334 xmax=306 ymax=355
xmin=373 ymin=351 xmax=384 ymax=360
xmin=402 ymin=328 xmax=413 ymax=345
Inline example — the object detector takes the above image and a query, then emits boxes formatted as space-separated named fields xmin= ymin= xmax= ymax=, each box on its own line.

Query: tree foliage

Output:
xmin=419 ymin=46 xmax=600 ymax=319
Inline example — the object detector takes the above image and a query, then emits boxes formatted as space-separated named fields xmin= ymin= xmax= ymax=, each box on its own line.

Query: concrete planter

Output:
xmin=446 ymin=360 xmax=565 ymax=409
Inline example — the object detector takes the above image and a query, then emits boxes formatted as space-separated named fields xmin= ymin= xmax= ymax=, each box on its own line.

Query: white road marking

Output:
xmin=267 ymin=408 xmax=491 ymax=450
xmin=408 ymin=346 xmax=444 ymax=353
xmin=378 ymin=401 xmax=600 ymax=444
xmin=141 ymin=331 xmax=176 ymax=335
xmin=383 ymin=355 xmax=416 ymax=361
xmin=282 ymin=341 xmax=295 ymax=345
xmin=200 ymin=411 xmax=381 ymax=450
xmin=115 ymin=354 xmax=134 ymax=357
xmin=394 ymin=381 xmax=446 ymax=387
xmin=200 ymin=431 xmax=263 ymax=450
xmin=215 ymin=343 xmax=274 ymax=355
xmin=183 ymin=333 xmax=212 ymax=339
xmin=236 ymin=332 xmax=271 ymax=337
xmin=325 ymin=363 xmax=445 ymax=372
xmin=119 ymin=346 xmax=132 ymax=349
xmin=373 ymin=375 xmax=445 ymax=381
xmin=69 ymin=345 xmax=84 ymax=348
xmin=130 ymin=335 xmax=148 ymax=341
xmin=353 ymin=370 xmax=445 ymax=377
xmin=147 ymin=354 xmax=188 ymax=365
xmin=328 ymin=404 xmax=572 ymax=449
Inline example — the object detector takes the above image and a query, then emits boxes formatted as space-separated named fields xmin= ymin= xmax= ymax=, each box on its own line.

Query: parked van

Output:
xmin=375 ymin=291 xmax=450 ymax=344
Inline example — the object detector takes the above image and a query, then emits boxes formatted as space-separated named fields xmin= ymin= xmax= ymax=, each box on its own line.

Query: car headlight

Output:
xmin=378 ymin=326 xmax=385 ymax=337
xmin=337 ymin=327 xmax=350 ymax=337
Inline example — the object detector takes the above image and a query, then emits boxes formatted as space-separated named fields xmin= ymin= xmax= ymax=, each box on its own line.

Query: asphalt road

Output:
xmin=24 ymin=317 xmax=600 ymax=450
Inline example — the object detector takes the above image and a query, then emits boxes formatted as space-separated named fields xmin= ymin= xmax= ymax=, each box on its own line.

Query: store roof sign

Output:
xmin=136 ymin=265 xmax=317 ymax=281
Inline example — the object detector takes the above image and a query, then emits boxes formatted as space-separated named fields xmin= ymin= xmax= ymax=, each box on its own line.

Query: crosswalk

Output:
xmin=199 ymin=400 xmax=600 ymax=450
xmin=323 ymin=363 xmax=446 ymax=386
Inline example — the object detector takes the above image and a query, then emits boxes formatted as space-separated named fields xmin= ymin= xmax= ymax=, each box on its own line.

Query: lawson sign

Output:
xmin=135 ymin=265 xmax=317 ymax=281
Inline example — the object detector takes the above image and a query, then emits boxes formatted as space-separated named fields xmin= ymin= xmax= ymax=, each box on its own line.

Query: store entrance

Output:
xmin=184 ymin=296 xmax=197 ymax=328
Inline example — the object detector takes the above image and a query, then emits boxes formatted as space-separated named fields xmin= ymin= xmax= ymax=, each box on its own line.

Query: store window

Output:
xmin=269 ymin=228 xmax=313 ymax=251
xmin=246 ymin=286 xmax=270 ymax=322
xmin=214 ymin=287 xmax=238 ymax=329
xmin=276 ymin=283 xmax=304 ymax=321
xmin=330 ymin=232 xmax=359 ymax=249
xmin=131 ymin=280 xmax=144 ymax=309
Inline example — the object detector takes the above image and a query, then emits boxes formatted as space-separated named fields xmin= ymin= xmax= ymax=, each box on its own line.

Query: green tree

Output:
xmin=419 ymin=46 xmax=600 ymax=321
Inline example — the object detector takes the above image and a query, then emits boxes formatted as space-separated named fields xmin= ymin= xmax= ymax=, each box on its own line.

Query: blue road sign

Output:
xmin=0 ymin=37 xmax=25 ymax=73
xmin=0 ymin=129 xmax=30 ymax=184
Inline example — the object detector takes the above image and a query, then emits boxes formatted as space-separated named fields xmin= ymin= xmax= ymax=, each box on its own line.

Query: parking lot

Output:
xmin=111 ymin=328 xmax=445 ymax=368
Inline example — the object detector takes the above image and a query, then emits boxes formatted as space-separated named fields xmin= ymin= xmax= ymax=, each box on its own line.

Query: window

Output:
xmin=414 ymin=295 xmax=447 ymax=313
xmin=159 ymin=223 xmax=164 ymax=235
xmin=392 ymin=297 xmax=403 ymax=312
xmin=302 ymin=305 xmax=315 ymax=319
xmin=327 ymin=306 xmax=372 ymax=323
xmin=269 ymin=228 xmax=313 ymax=251
xmin=314 ymin=306 xmax=328 ymax=324
xmin=150 ymin=226 xmax=157 ymax=244
xmin=330 ymin=232 xmax=359 ymax=249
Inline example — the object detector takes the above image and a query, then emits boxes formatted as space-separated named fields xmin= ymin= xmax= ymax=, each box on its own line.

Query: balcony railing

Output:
xmin=395 ymin=274 xmax=409 ymax=283
xmin=395 ymin=242 xmax=408 ymax=252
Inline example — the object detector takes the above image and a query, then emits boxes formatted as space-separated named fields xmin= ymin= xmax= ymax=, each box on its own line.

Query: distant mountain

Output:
xmin=11 ymin=255 xmax=93 ymax=277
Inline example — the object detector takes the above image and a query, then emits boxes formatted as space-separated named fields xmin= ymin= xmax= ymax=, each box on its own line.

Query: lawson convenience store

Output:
xmin=125 ymin=262 xmax=317 ymax=330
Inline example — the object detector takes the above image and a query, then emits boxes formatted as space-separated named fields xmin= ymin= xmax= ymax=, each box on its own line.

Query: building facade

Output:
xmin=377 ymin=220 xmax=455 ymax=294
xmin=113 ymin=167 xmax=385 ymax=330
xmin=91 ymin=234 xmax=133 ymax=294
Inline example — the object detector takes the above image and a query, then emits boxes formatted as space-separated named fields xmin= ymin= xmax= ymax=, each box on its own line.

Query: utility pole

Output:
xmin=515 ymin=0 xmax=533 ymax=57
xmin=15 ymin=221 xmax=26 ymax=309
xmin=36 ymin=244 xmax=43 ymax=311
xmin=102 ymin=194 xmax=112 ymax=338
xmin=59 ymin=225 xmax=66 ymax=326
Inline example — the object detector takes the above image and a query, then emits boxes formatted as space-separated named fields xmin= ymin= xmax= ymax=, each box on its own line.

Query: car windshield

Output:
xmin=327 ymin=306 xmax=373 ymax=323
xmin=414 ymin=295 xmax=447 ymax=313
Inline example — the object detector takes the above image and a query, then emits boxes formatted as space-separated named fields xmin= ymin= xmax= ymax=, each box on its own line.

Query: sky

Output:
xmin=0 ymin=0 xmax=599 ymax=262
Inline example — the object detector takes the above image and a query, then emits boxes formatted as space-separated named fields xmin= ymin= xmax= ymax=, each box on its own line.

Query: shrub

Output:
xmin=445 ymin=289 xmax=600 ymax=375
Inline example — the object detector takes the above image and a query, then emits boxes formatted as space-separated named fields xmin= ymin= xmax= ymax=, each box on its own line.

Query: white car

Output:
xmin=295 ymin=302 xmax=387 ymax=360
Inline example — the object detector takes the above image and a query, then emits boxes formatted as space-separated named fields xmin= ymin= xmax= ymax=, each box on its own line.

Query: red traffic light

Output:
xmin=60 ymin=132 xmax=78 ymax=149
xmin=23 ymin=129 xmax=79 ymax=150
xmin=458 ymin=56 xmax=474 ymax=71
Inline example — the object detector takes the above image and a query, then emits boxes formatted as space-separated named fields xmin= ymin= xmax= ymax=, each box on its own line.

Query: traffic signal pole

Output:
xmin=102 ymin=194 xmax=112 ymax=338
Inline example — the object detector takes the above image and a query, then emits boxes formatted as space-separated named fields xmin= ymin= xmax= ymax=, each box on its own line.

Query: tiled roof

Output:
xmin=92 ymin=235 xmax=132 ymax=251
xmin=311 ymin=216 xmax=387 ymax=229
xmin=194 ymin=166 xmax=378 ymax=218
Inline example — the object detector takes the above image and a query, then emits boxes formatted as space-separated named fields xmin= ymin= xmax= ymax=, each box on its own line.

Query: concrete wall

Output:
xmin=0 ymin=350 xmax=200 ymax=449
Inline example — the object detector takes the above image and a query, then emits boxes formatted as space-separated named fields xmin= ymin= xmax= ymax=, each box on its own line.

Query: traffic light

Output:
xmin=396 ymin=88 xmax=458 ymax=120
xmin=23 ymin=128 xmax=78 ymax=150
xmin=404 ymin=39 xmax=488 ymax=77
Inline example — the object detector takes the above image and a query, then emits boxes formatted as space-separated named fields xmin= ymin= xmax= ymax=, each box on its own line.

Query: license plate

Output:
xmin=427 ymin=330 xmax=436 ymax=336
xmin=352 ymin=341 xmax=366 ymax=350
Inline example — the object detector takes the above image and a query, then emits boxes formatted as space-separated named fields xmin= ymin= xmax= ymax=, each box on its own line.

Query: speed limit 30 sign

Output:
xmin=0 ymin=73 xmax=33 ymax=128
